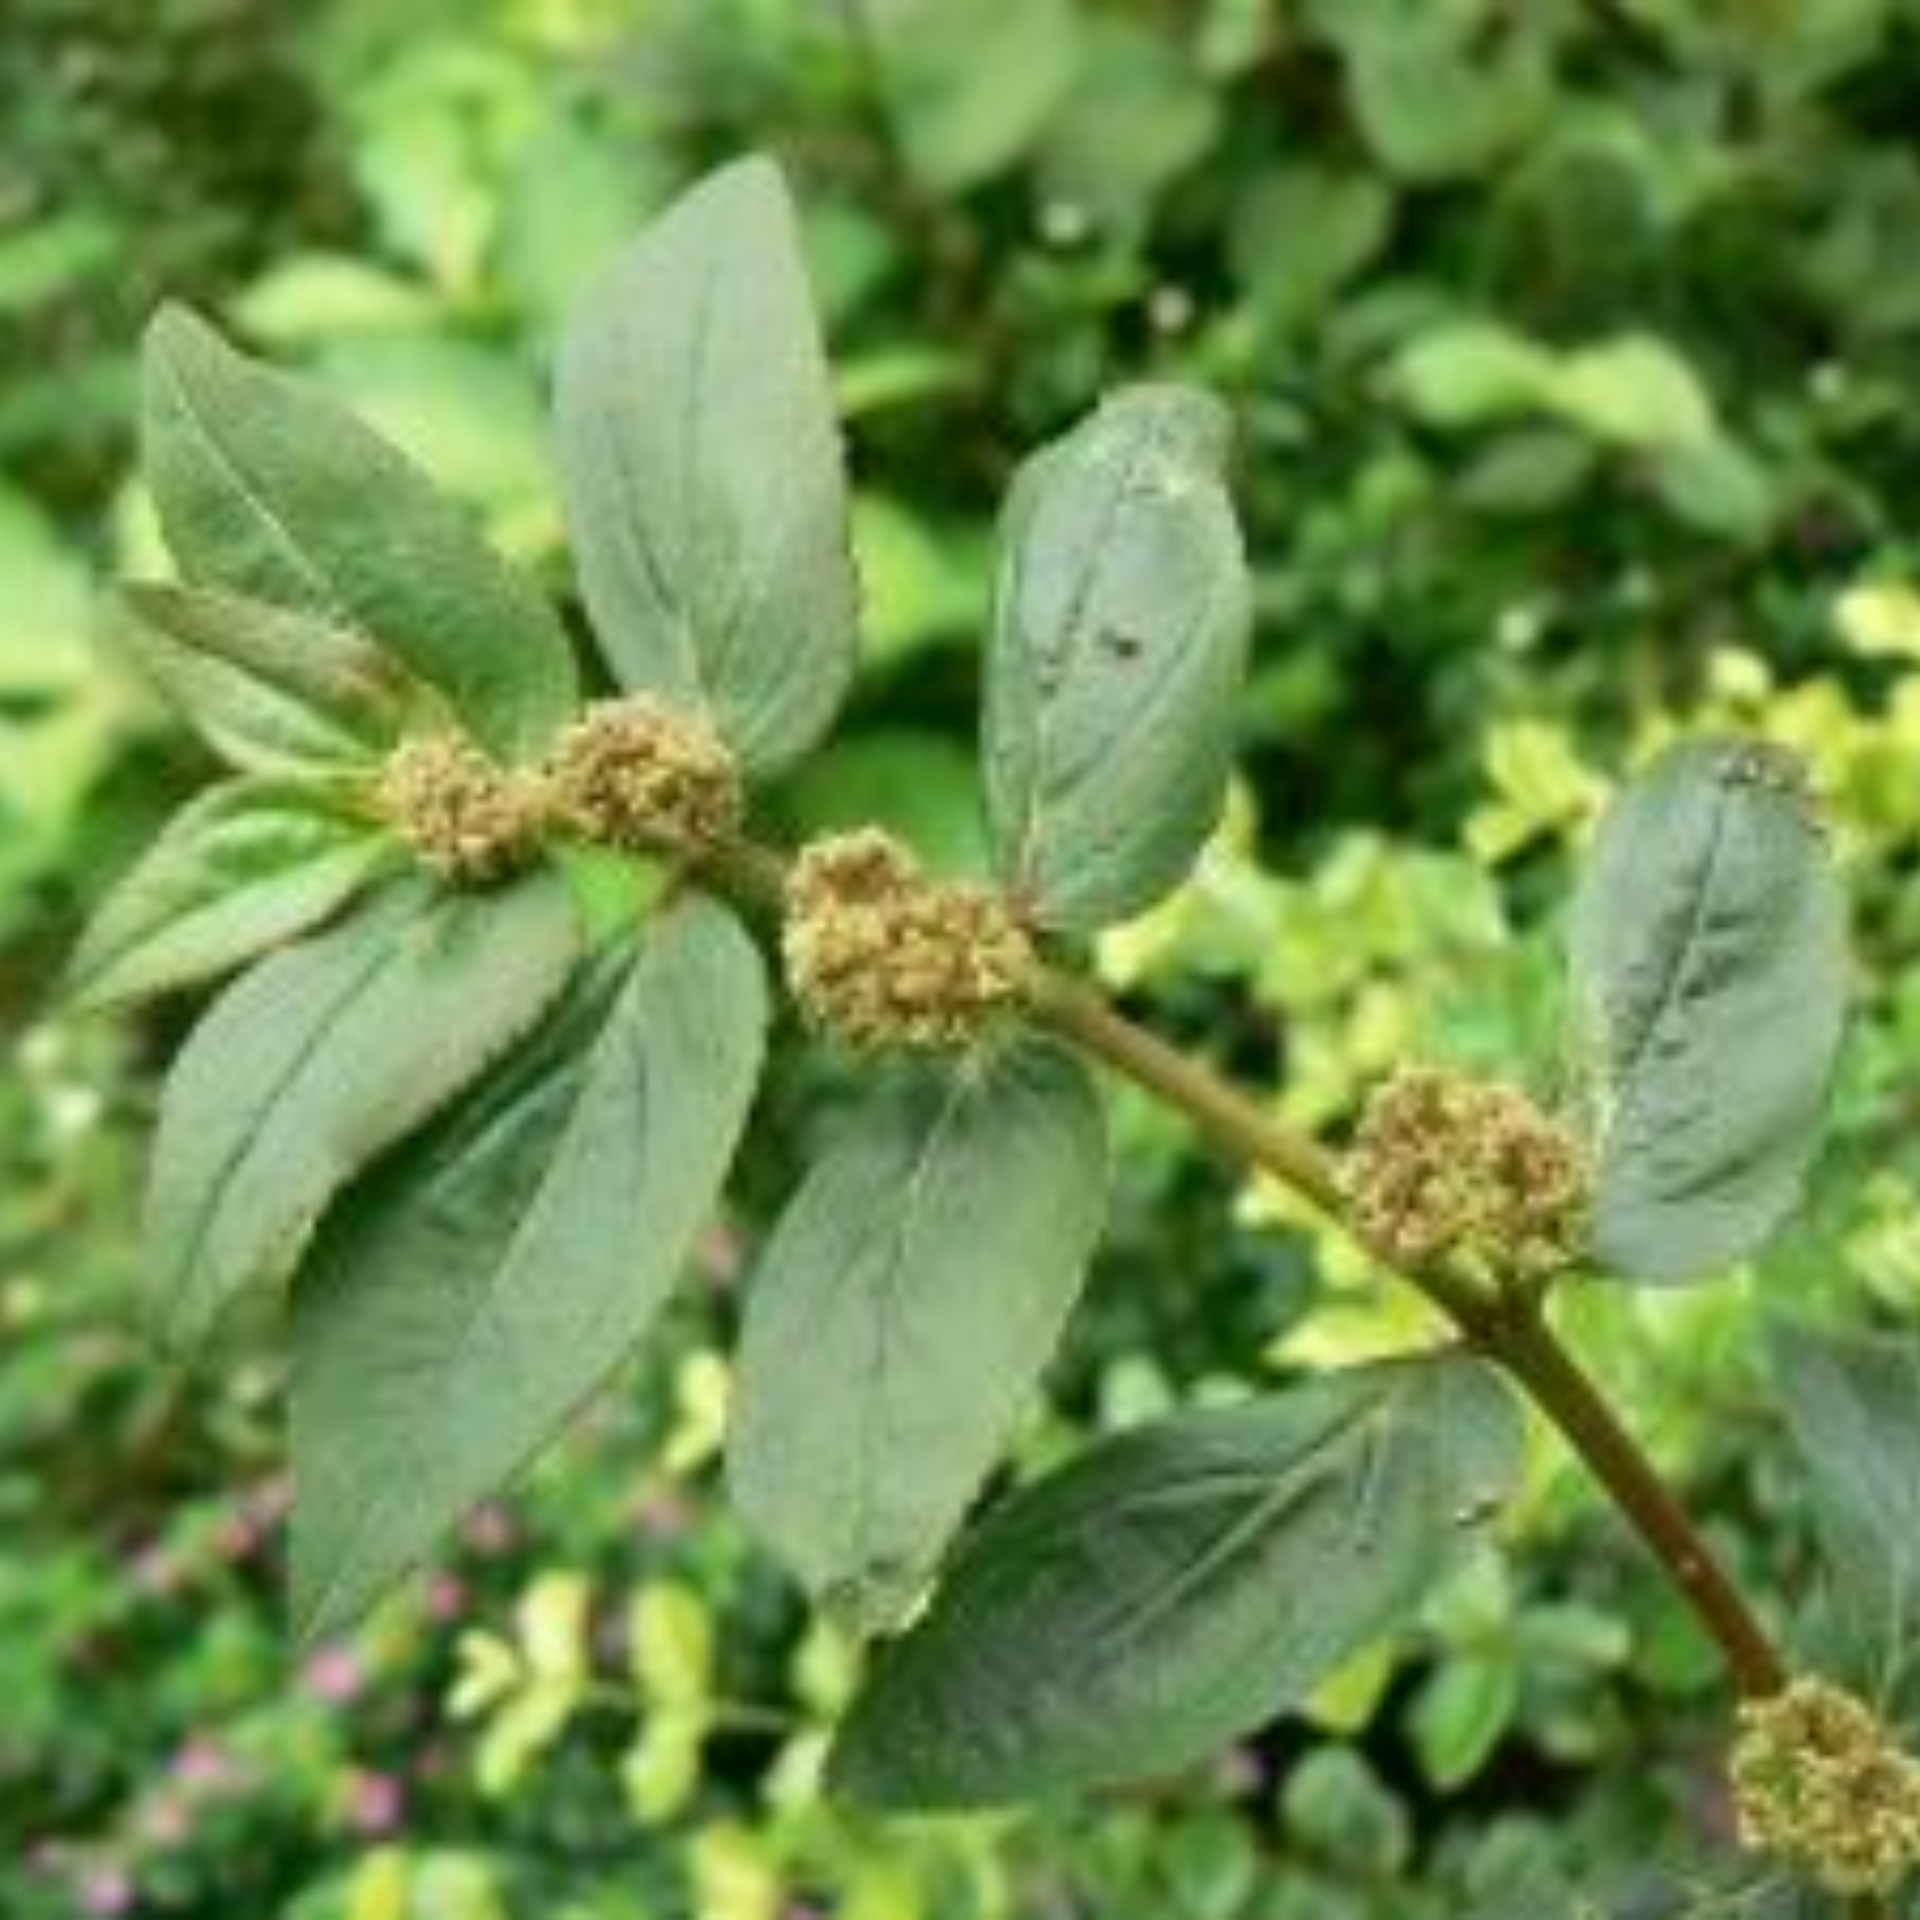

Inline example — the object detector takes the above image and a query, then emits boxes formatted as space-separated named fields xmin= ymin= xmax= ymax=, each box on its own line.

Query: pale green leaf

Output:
xmin=142 ymin=304 xmax=576 ymax=758
xmin=828 ymin=1353 xmax=1523 ymax=1807
xmin=1770 ymin=1318 xmax=1920 ymax=1709
xmin=729 ymin=1039 xmax=1107 ymax=1631
xmin=68 ymin=779 xmax=392 ymax=1013
xmin=859 ymin=0 xmax=1083 ymax=193
xmin=291 ymin=898 xmax=765 ymax=1639
xmin=147 ymin=873 xmax=580 ymax=1353
xmin=118 ymin=582 xmax=419 ymax=776
xmin=1571 ymin=740 xmax=1847 ymax=1281
xmin=983 ymin=385 xmax=1251 ymax=931
xmin=555 ymin=158 xmax=857 ymax=773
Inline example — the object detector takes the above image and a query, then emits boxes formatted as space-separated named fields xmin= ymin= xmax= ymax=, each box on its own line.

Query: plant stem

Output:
xmin=695 ymin=830 xmax=1793 ymax=1703
xmin=1029 ymin=969 xmax=1791 ymax=1703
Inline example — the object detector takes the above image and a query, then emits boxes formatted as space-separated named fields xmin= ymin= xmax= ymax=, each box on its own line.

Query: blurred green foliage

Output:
xmin=9 ymin=0 xmax=1920 ymax=1913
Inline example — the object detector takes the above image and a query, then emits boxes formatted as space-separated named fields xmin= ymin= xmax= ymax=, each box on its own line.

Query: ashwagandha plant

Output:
xmin=73 ymin=155 xmax=1920 ymax=1911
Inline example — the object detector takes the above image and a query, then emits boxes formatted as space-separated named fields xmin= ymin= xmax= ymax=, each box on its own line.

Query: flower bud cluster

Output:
xmin=1730 ymin=1677 xmax=1920 ymax=1897
xmin=782 ymin=829 xmax=1035 ymax=1049
xmin=1341 ymin=1066 xmax=1588 ymax=1285
xmin=375 ymin=697 xmax=746 ymax=887
xmin=544 ymin=695 xmax=742 ymax=854
xmin=374 ymin=735 xmax=543 ymax=886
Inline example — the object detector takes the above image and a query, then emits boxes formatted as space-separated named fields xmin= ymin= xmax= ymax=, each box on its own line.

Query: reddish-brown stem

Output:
xmin=1029 ymin=970 xmax=1791 ymax=1703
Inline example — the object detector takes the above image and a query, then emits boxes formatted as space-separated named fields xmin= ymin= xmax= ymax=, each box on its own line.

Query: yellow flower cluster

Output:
xmin=1341 ymin=1066 xmax=1589 ymax=1286
xmin=1730 ymin=1677 xmax=1920 ymax=1898
xmin=782 ymin=829 xmax=1035 ymax=1050
xmin=545 ymin=695 xmax=742 ymax=854
xmin=374 ymin=698 xmax=745 ymax=887
xmin=374 ymin=734 xmax=544 ymax=886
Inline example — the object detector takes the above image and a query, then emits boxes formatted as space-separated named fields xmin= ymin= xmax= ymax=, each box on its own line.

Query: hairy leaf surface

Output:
xmin=143 ymin=306 xmax=576 ymax=758
xmin=292 ymin=898 xmax=766 ymax=1641
xmin=69 ymin=779 xmax=391 ymax=1012
xmin=983 ymin=384 xmax=1250 ymax=931
xmin=1771 ymin=1319 xmax=1920 ymax=1713
xmin=146 ymin=873 xmax=580 ymax=1352
xmin=829 ymin=1352 xmax=1523 ymax=1807
xmin=1571 ymin=740 xmax=1846 ymax=1281
xmin=729 ymin=1039 xmax=1107 ymax=1632
xmin=556 ymin=157 xmax=857 ymax=772
xmin=118 ymin=582 xmax=417 ymax=775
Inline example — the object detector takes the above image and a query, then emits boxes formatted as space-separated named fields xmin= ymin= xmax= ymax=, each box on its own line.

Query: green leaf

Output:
xmin=555 ymin=158 xmax=857 ymax=774
xmin=291 ymin=897 xmax=765 ymax=1640
xmin=729 ymin=1039 xmax=1107 ymax=1633
xmin=860 ymin=0 xmax=1084 ymax=194
xmin=118 ymin=582 xmax=419 ymax=776
xmin=1570 ymin=740 xmax=1848 ymax=1282
xmin=146 ymin=873 xmax=580 ymax=1354
xmin=142 ymin=304 xmax=576 ymax=759
xmin=68 ymin=779 xmax=392 ymax=1013
xmin=1770 ymin=1319 xmax=1920 ymax=1704
xmin=828 ymin=1352 xmax=1523 ymax=1808
xmin=983 ymin=386 xmax=1251 ymax=932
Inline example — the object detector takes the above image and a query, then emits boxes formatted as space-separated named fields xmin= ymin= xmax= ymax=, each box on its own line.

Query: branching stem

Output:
xmin=1027 ymin=970 xmax=1791 ymax=1702
xmin=701 ymin=832 xmax=1793 ymax=1702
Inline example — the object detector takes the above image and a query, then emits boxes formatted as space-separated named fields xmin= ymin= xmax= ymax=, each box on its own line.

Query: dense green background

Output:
xmin=9 ymin=1 xmax=1920 ymax=1913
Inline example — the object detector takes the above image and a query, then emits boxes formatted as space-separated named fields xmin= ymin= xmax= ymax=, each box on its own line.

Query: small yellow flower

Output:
xmin=1341 ymin=1066 xmax=1588 ymax=1286
xmin=1731 ymin=1677 xmax=1920 ymax=1897
xmin=546 ymin=695 xmax=742 ymax=855
xmin=783 ymin=829 xmax=1035 ymax=1050
xmin=375 ymin=734 xmax=544 ymax=886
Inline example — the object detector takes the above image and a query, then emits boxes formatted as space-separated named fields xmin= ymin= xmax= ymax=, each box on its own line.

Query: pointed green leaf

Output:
xmin=555 ymin=157 xmax=857 ymax=773
xmin=118 ymin=582 xmax=419 ymax=775
xmin=1770 ymin=1319 xmax=1920 ymax=1707
xmin=828 ymin=1353 xmax=1523 ymax=1809
xmin=291 ymin=897 xmax=766 ymax=1641
xmin=729 ymin=1039 xmax=1107 ymax=1631
xmin=983 ymin=385 xmax=1251 ymax=931
xmin=142 ymin=305 xmax=576 ymax=758
xmin=146 ymin=873 xmax=580 ymax=1353
xmin=1571 ymin=740 xmax=1847 ymax=1282
xmin=68 ymin=778 xmax=392 ymax=1013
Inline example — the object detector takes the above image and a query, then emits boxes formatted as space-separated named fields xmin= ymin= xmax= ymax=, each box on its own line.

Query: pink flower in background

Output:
xmin=139 ymin=1796 xmax=192 ymax=1848
xmin=346 ymin=1771 xmax=405 ymax=1838
xmin=636 ymin=1489 xmax=692 ymax=1542
xmin=77 ymin=1863 xmax=134 ymax=1917
xmin=128 ymin=1544 xmax=181 ymax=1600
xmin=300 ymin=1645 xmax=365 ymax=1705
xmin=696 ymin=1222 xmax=744 ymax=1284
xmin=460 ymin=1504 xmax=516 ymax=1556
xmin=170 ymin=1736 xmax=238 ymax=1794
xmin=425 ymin=1572 xmax=468 ymax=1623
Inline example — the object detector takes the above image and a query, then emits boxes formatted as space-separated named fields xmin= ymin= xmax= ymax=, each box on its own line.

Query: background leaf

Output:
xmin=1770 ymin=1318 xmax=1920 ymax=1717
xmin=728 ymin=1038 xmax=1107 ymax=1633
xmin=142 ymin=305 xmax=576 ymax=758
xmin=119 ymin=581 xmax=418 ymax=775
xmin=555 ymin=157 xmax=857 ymax=774
xmin=982 ymin=385 xmax=1251 ymax=931
xmin=145 ymin=872 xmax=579 ymax=1353
xmin=68 ymin=777 xmax=391 ymax=1012
xmin=1570 ymin=740 xmax=1848 ymax=1282
xmin=291 ymin=897 xmax=766 ymax=1641
xmin=828 ymin=1352 xmax=1524 ymax=1809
